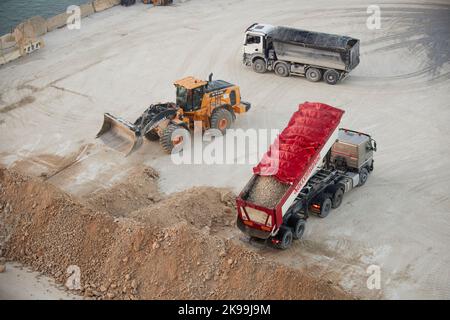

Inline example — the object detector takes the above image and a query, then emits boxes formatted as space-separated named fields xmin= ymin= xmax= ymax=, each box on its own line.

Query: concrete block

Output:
xmin=13 ymin=16 xmax=47 ymax=40
xmin=46 ymin=12 xmax=70 ymax=32
xmin=80 ymin=3 xmax=95 ymax=18
xmin=0 ymin=34 xmax=17 ymax=56
xmin=93 ymin=0 xmax=120 ymax=13
xmin=27 ymin=16 xmax=47 ymax=36
xmin=0 ymin=48 xmax=21 ymax=66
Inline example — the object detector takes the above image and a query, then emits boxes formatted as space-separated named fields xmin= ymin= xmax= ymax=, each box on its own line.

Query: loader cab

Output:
xmin=174 ymin=77 xmax=208 ymax=112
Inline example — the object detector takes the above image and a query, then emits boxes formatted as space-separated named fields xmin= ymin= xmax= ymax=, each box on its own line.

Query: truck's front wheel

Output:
xmin=252 ymin=59 xmax=267 ymax=73
xmin=306 ymin=67 xmax=322 ymax=82
xmin=358 ymin=168 xmax=369 ymax=186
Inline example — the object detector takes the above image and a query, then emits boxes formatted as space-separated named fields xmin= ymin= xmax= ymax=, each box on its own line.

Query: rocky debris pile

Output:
xmin=85 ymin=166 xmax=161 ymax=217
xmin=0 ymin=167 xmax=351 ymax=299
xmin=246 ymin=176 xmax=290 ymax=208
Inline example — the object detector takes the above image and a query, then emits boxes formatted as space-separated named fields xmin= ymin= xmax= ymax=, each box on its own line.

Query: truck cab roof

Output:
xmin=246 ymin=23 xmax=275 ymax=35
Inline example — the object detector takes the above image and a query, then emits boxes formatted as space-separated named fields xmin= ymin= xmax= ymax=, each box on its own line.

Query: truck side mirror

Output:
xmin=372 ymin=140 xmax=377 ymax=152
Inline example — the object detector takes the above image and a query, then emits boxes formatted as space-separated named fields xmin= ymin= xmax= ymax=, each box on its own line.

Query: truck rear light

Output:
xmin=261 ymin=225 xmax=272 ymax=232
xmin=243 ymin=220 xmax=253 ymax=226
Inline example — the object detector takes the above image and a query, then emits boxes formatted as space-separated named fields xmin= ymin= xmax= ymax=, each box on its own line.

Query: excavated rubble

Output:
xmin=0 ymin=166 xmax=351 ymax=299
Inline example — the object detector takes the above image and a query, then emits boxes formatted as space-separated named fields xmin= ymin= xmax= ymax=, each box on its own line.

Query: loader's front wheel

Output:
xmin=145 ymin=131 xmax=159 ymax=141
xmin=211 ymin=108 xmax=233 ymax=134
xmin=160 ymin=124 xmax=189 ymax=154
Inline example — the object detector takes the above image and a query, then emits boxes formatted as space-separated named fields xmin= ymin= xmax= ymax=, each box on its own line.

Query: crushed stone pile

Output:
xmin=0 ymin=167 xmax=351 ymax=299
xmin=246 ymin=176 xmax=290 ymax=208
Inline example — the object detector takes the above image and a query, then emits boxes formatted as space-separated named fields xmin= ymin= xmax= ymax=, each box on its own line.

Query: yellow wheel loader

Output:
xmin=97 ymin=74 xmax=251 ymax=154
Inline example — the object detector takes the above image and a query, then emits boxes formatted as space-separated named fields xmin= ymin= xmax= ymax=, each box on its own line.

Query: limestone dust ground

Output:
xmin=0 ymin=166 xmax=351 ymax=299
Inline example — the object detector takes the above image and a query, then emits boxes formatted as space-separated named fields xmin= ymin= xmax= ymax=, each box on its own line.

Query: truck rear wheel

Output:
xmin=358 ymin=168 xmax=369 ymax=186
xmin=306 ymin=67 xmax=322 ymax=82
xmin=274 ymin=62 xmax=290 ymax=77
xmin=160 ymin=124 xmax=189 ymax=154
xmin=275 ymin=227 xmax=293 ymax=250
xmin=331 ymin=187 xmax=344 ymax=208
xmin=318 ymin=195 xmax=332 ymax=218
xmin=293 ymin=218 xmax=306 ymax=240
xmin=324 ymin=69 xmax=340 ymax=85
xmin=252 ymin=59 xmax=267 ymax=73
xmin=211 ymin=108 xmax=233 ymax=134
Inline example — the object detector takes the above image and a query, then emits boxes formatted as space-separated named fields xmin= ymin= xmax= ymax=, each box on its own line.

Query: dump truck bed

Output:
xmin=237 ymin=102 xmax=345 ymax=232
xmin=268 ymin=26 xmax=360 ymax=71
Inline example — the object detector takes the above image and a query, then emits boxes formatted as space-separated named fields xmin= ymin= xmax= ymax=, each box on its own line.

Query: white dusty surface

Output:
xmin=0 ymin=0 xmax=449 ymax=299
xmin=0 ymin=263 xmax=81 ymax=300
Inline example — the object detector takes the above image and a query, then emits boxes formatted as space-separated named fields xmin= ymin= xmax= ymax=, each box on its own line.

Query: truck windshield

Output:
xmin=246 ymin=34 xmax=261 ymax=44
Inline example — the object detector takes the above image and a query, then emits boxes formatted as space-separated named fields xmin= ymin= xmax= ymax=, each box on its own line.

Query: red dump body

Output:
xmin=237 ymin=102 xmax=344 ymax=237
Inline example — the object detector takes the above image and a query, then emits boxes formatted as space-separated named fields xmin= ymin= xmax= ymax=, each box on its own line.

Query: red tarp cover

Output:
xmin=253 ymin=102 xmax=344 ymax=184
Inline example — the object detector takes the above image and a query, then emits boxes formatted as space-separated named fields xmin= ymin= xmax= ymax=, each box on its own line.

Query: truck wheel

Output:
xmin=160 ymin=124 xmax=189 ymax=154
xmin=275 ymin=227 xmax=293 ymax=250
xmin=318 ymin=196 xmax=332 ymax=218
xmin=358 ymin=168 xmax=369 ymax=186
xmin=274 ymin=62 xmax=289 ymax=77
xmin=252 ymin=59 xmax=267 ymax=73
xmin=306 ymin=67 xmax=322 ymax=82
xmin=331 ymin=188 xmax=344 ymax=209
xmin=211 ymin=108 xmax=233 ymax=134
xmin=324 ymin=69 xmax=340 ymax=85
xmin=291 ymin=217 xmax=306 ymax=240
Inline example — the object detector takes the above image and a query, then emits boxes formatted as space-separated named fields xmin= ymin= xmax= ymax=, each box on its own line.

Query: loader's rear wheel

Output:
xmin=306 ymin=67 xmax=322 ymax=82
xmin=274 ymin=62 xmax=290 ymax=77
xmin=160 ymin=124 xmax=189 ymax=154
xmin=275 ymin=227 xmax=293 ymax=250
xmin=252 ymin=59 xmax=267 ymax=73
xmin=211 ymin=108 xmax=233 ymax=134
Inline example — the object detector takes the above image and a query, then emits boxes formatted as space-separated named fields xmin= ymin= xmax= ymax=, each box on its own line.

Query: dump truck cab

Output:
xmin=243 ymin=23 xmax=274 ymax=65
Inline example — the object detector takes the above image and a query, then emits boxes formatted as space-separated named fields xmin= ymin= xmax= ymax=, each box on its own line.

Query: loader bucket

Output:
xmin=96 ymin=113 xmax=143 ymax=156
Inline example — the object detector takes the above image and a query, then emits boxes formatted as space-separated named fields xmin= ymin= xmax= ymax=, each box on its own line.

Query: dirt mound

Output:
xmin=85 ymin=166 xmax=161 ymax=217
xmin=0 ymin=167 xmax=351 ymax=299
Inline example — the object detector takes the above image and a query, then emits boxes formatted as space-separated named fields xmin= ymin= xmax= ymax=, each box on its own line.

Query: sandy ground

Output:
xmin=0 ymin=0 xmax=449 ymax=299
xmin=0 ymin=263 xmax=81 ymax=299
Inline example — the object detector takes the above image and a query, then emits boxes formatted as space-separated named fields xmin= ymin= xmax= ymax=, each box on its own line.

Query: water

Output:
xmin=0 ymin=0 xmax=90 ymax=35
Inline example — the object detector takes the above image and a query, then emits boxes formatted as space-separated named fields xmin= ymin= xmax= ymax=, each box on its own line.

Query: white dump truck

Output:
xmin=236 ymin=102 xmax=377 ymax=249
xmin=242 ymin=23 xmax=360 ymax=84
